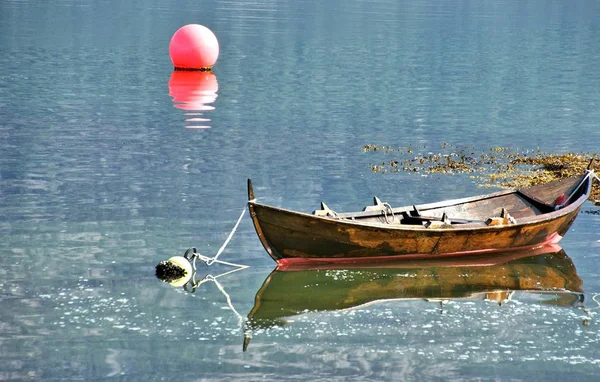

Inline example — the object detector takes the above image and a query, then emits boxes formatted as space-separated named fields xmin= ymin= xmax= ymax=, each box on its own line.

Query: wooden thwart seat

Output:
xmin=485 ymin=208 xmax=516 ymax=226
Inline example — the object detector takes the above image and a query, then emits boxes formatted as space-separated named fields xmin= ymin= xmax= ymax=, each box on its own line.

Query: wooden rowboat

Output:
xmin=247 ymin=167 xmax=596 ymax=266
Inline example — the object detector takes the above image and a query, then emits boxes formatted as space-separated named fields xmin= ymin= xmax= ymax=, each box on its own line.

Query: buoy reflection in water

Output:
xmin=168 ymin=70 xmax=218 ymax=129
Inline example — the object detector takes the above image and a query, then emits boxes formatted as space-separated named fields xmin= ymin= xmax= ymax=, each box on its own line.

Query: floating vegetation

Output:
xmin=156 ymin=260 xmax=188 ymax=283
xmin=363 ymin=143 xmax=600 ymax=201
xmin=581 ymin=209 xmax=600 ymax=215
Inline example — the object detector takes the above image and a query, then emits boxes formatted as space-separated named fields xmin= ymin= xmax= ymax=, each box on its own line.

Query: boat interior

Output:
xmin=313 ymin=173 xmax=592 ymax=227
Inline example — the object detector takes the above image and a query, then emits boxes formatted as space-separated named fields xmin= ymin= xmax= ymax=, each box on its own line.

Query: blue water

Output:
xmin=1 ymin=0 xmax=600 ymax=380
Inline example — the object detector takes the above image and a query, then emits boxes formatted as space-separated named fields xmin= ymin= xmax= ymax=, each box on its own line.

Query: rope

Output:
xmin=584 ymin=293 xmax=600 ymax=311
xmin=208 ymin=208 xmax=246 ymax=265
xmin=183 ymin=208 xmax=249 ymax=270
xmin=382 ymin=202 xmax=396 ymax=224
xmin=187 ymin=274 xmax=244 ymax=322
xmin=211 ymin=276 xmax=244 ymax=327
xmin=171 ymin=207 xmax=249 ymax=331
xmin=182 ymin=268 xmax=246 ymax=328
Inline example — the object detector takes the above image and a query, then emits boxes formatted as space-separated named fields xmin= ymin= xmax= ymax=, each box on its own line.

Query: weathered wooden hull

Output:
xmin=249 ymin=201 xmax=581 ymax=265
xmin=248 ymin=172 xmax=593 ymax=265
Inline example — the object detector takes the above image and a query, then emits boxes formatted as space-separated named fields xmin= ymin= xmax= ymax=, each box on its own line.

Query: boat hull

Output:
xmin=248 ymin=172 xmax=593 ymax=265
xmin=249 ymin=201 xmax=582 ymax=266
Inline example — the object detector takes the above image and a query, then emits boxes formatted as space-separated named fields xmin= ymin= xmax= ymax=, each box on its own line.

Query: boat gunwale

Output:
xmin=248 ymin=191 xmax=588 ymax=233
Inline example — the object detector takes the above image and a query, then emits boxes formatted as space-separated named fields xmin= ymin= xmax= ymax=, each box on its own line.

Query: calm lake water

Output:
xmin=1 ymin=0 xmax=600 ymax=380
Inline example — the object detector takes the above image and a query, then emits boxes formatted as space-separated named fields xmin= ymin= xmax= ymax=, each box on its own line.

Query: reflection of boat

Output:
xmin=168 ymin=70 xmax=218 ymax=129
xmin=246 ymin=245 xmax=583 ymax=331
xmin=248 ymin=169 xmax=596 ymax=266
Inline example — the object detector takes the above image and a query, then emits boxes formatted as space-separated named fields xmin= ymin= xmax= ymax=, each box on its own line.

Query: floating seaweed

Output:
xmin=581 ymin=209 xmax=600 ymax=215
xmin=363 ymin=143 xmax=600 ymax=201
xmin=155 ymin=259 xmax=189 ymax=283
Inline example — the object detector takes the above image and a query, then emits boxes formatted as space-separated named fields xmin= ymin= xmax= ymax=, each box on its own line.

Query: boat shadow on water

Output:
xmin=243 ymin=244 xmax=584 ymax=351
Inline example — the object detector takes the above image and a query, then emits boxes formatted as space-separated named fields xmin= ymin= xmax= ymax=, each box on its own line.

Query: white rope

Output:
xmin=192 ymin=253 xmax=248 ymax=271
xmin=208 ymin=208 xmax=246 ymax=265
xmin=184 ymin=268 xmax=246 ymax=329
xmin=171 ymin=208 xmax=250 ymax=330
xmin=382 ymin=202 xmax=396 ymax=224
xmin=211 ymin=276 xmax=244 ymax=327
xmin=185 ymin=208 xmax=249 ymax=270
xmin=584 ymin=293 xmax=600 ymax=311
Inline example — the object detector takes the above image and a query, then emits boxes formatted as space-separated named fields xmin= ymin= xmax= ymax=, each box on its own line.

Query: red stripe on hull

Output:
xmin=276 ymin=233 xmax=563 ymax=271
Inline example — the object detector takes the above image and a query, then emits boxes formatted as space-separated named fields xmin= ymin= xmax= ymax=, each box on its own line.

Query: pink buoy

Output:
xmin=169 ymin=24 xmax=219 ymax=70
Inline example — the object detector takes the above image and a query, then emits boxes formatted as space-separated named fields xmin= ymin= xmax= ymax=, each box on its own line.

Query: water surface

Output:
xmin=1 ymin=0 xmax=600 ymax=380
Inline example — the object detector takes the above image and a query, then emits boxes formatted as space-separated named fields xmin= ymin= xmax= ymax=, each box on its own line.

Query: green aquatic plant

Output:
xmin=363 ymin=143 xmax=600 ymax=202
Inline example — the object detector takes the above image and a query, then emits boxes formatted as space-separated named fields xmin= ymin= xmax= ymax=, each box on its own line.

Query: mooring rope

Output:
xmin=183 ymin=208 xmax=249 ymax=270
xmin=183 ymin=272 xmax=245 ymax=327
xmin=208 ymin=208 xmax=247 ymax=265
xmin=584 ymin=293 xmax=600 ymax=311
xmin=210 ymin=276 xmax=244 ymax=327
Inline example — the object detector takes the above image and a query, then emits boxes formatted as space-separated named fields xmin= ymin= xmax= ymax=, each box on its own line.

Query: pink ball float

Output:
xmin=169 ymin=24 xmax=219 ymax=70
